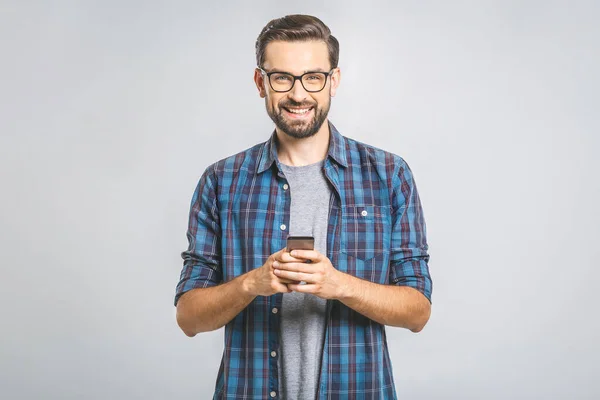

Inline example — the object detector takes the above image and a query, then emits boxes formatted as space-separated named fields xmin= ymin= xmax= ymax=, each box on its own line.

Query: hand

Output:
xmin=244 ymin=247 xmax=299 ymax=296
xmin=272 ymin=250 xmax=348 ymax=300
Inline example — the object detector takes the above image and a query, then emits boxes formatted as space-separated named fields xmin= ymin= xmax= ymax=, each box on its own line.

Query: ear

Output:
xmin=254 ymin=68 xmax=267 ymax=98
xmin=329 ymin=67 xmax=341 ymax=97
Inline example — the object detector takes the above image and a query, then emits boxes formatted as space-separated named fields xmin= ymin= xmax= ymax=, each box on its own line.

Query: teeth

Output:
xmin=287 ymin=108 xmax=311 ymax=114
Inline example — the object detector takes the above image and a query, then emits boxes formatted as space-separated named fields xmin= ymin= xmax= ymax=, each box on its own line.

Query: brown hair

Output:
xmin=255 ymin=14 xmax=339 ymax=69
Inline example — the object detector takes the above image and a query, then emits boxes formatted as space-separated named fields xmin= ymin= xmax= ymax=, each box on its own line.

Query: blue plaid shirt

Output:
xmin=175 ymin=121 xmax=432 ymax=399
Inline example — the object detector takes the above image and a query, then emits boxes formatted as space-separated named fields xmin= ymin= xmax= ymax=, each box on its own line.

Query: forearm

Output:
xmin=176 ymin=273 xmax=256 ymax=336
xmin=338 ymin=274 xmax=431 ymax=332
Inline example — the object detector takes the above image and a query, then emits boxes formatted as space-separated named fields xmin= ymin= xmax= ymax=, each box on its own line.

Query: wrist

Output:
xmin=240 ymin=270 xmax=255 ymax=296
xmin=336 ymin=271 xmax=356 ymax=301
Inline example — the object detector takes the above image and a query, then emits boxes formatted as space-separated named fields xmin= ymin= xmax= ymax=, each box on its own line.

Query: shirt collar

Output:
xmin=255 ymin=120 xmax=348 ymax=174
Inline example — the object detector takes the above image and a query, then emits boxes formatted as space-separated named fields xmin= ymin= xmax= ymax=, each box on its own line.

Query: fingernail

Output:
xmin=273 ymin=261 xmax=279 ymax=267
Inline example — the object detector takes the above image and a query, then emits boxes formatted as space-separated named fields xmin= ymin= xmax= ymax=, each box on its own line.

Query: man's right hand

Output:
xmin=243 ymin=247 xmax=298 ymax=296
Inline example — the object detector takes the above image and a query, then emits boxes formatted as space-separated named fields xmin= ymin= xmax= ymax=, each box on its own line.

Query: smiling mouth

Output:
xmin=283 ymin=106 xmax=314 ymax=116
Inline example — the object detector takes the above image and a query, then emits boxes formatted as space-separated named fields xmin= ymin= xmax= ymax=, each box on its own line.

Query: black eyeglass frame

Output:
xmin=258 ymin=67 xmax=335 ymax=93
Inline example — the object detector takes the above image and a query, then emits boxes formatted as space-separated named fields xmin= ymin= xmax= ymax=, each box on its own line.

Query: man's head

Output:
xmin=254 ymin=15 xmax=340 ymax=139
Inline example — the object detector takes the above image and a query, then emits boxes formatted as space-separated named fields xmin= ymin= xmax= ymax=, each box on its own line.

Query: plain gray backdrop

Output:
xmin=1 ymin=1 xmax=598 ymax=399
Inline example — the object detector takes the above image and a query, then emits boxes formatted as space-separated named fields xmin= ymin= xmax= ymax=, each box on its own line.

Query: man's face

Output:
xmin=254 ymin=40 xmax=340 ymax=139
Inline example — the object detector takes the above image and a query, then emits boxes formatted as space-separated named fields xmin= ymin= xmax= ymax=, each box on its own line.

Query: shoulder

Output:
xmin=202 ymin=141 xmax=266 ymax=182
xmin=342 ymin=134 xmax=409 ymax=178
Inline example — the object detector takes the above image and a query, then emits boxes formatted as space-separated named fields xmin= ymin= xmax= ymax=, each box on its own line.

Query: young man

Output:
xmin=175 ymin=14 xmax=432 ymax=400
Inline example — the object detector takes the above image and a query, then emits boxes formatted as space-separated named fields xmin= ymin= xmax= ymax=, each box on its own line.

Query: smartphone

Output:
xmin=286 ymin=235 xmax=315 ymax=252
xmin=286 ymin=236 xmax=314 ymax=269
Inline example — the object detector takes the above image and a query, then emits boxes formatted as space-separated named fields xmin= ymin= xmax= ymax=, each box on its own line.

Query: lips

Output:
xmin=282 ymin=106 xmax=314 ymax=118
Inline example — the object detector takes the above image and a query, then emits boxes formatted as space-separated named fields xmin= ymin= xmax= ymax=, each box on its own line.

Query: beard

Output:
xmin=265 ymin=97 xmax=330 ymax=139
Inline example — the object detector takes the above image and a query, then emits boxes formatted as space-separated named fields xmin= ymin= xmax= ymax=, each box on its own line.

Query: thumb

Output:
xmin=275 ymin=247 xmax=287 ymax=257
xmin=280 ymin=283 xmax=293 ymax=293
xmin=270 ymin=247 xmax=287 ymax=267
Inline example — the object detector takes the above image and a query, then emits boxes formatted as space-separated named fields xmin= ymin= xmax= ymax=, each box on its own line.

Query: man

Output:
xmin=174 ymin=14 xmax=432 ymax=400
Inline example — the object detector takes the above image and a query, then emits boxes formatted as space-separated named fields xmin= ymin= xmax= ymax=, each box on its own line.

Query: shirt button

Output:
xmin=272 ymin=307 xmax=278 ymax=314
xmin=283 ymin=183 xmax=289 ymax=190
xmin=361 ymin=210 xmax=368 ymax=216
xmin=280 ymin=224 xmax=286 ymax=231
xmin=271 ymin=351 xmax=277 ymax=357
xmin=270 ymin=391 xmax=277 ymax=398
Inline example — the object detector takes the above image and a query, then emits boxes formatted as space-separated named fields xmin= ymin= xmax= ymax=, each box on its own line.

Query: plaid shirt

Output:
xmin=175 ymin=121 xmax=432 ymax=399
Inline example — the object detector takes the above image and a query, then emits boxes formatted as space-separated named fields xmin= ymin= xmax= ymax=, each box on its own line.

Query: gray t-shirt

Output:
xmin=277 ymin=159 xmax=331 ymax=399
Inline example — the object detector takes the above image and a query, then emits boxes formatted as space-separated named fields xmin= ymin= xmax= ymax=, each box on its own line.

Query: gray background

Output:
xmin=1 ymin=1 xmax=598 ymax=399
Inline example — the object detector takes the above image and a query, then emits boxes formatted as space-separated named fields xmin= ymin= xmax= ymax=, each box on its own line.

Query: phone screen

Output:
xmin=286 ymin=236 xmax=314 ymax=251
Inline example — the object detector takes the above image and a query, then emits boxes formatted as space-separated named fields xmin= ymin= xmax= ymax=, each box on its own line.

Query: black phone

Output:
xmin=286 ymin=235 xmax=315 ymax=252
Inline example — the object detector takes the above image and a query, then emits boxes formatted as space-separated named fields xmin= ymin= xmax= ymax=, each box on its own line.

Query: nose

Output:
xmin=288 ymin=77 xmax=309 ymax=102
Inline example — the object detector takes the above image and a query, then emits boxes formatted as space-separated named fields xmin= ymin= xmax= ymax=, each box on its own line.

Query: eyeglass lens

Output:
xmin=269 ymin=72 xmax=327 ymax=92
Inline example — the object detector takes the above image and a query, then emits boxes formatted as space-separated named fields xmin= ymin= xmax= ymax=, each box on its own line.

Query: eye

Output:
xmin=305 ymin=74 xmax=322 ymax=81
xmin=272 ymin=74 xmax=292 ymax=82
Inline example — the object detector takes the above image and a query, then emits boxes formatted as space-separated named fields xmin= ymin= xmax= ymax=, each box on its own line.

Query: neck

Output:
xmin=275 ymin=120 xmax=330 ymax=167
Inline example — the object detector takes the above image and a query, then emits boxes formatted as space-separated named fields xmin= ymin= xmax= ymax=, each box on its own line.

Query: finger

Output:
xmin=287 ymin=283 xmax=315 ymax=293
xmin=272 ymin=256 xmax=308 ymax=268
xmin=274 ymin=268 xmax=315 ymax=283
xmin=278 ymin=252 xmax=308 ymax=263
xmin=277 ymin=283 xmax=292 ymax=293
xmin=274 ymin=262 xmax=316 ymax=274
xmin=271 ymin=248 xmax=290 ymax=263
xmin=277 ymin=277 xmax=299 ymax=284
xmin=271 ymin=269 xmax=299 ymax=284
xmin=289 ymin=249 xmax=321 ymax=262
xmin=272 ymin=252 xmax=287 ymax=263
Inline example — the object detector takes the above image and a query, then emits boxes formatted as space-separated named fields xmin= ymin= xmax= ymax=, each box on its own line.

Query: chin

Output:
xmin=279 ymin=119 xmax=321 ymax=139
xmin=283 ymin=129 xmax=318 ymax=139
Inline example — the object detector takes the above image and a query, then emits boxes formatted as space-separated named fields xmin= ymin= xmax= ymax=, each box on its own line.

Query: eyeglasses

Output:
xmin=258 ymin=67 xmax=334 ymax=93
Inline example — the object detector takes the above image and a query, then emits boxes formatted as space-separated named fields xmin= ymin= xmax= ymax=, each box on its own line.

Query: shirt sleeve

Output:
xmin=174 ymin=166 xmax=223 ymax=306
xmin=389 ymin=157 xmax=433 ymax=303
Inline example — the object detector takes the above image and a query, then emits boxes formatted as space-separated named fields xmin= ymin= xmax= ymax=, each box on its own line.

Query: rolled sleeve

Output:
xmin=389 ymin=158 xmax=433 ymax=303
xmin=174 ymin=166 xmax=223 ymax=306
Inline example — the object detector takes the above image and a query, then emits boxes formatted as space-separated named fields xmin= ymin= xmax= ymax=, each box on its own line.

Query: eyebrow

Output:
xmin=267 ymin=67 xmax=328 ymax=74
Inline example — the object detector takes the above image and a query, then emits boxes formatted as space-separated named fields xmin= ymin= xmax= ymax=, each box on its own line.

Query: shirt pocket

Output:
xmin=340 ymin=251 xmax=390 ymax=284
xmin=340 ymin=204 xmax=390 ymax=261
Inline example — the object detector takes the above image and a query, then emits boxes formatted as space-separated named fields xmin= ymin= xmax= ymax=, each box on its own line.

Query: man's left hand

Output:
xmin=272 ymin=250 xmax=349 ymax=300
